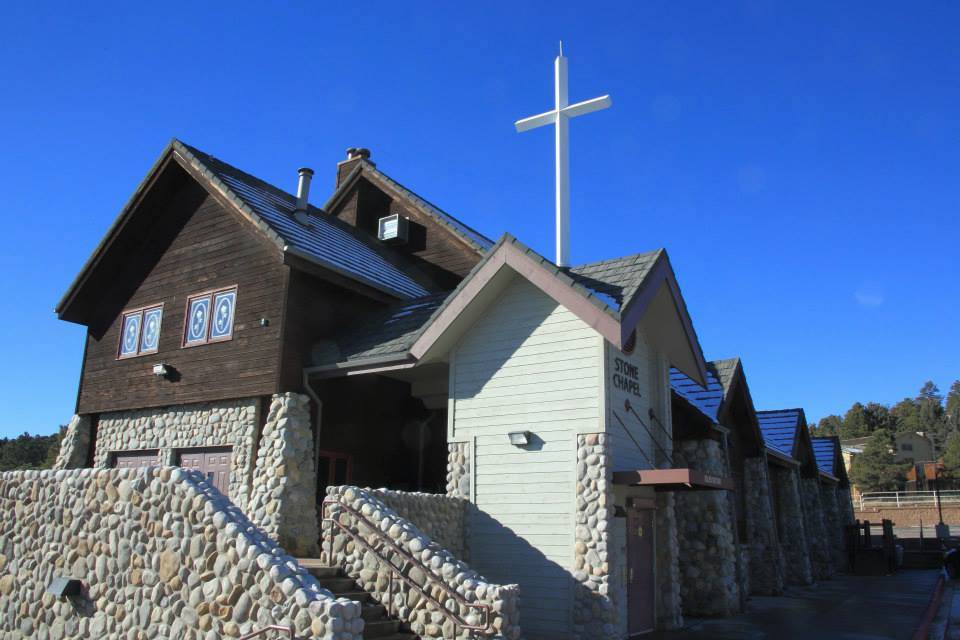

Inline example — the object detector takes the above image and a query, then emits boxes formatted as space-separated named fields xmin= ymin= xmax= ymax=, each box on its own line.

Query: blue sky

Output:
xmin=0 ymin=2 xmax=957 ymax=437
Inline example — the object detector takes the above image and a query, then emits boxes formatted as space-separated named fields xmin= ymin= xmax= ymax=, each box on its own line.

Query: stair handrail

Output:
xmin=321 ymin=496 xmax=492 ymax=633
xmin=236 ymin=624 xmax=294 ymax=640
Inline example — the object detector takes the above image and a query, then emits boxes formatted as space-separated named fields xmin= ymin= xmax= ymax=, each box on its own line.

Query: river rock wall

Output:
xmin=0 ymin=467 xmax=361 ymax=640
xmin=673 ymin=438 xmax=739 ymax=616
xmin=323 ymin=486 xmax=520 ymax=639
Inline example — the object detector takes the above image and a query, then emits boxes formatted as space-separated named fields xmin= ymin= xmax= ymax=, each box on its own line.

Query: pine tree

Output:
xmin=942 ymin=430 xmax=960 ymax=479
xmin=813 ymin=415 xmax=842 ymax=437
xmin=946 ymin=380 xmax=960 ymax=434
xmin=850 ymin=429 xmax=907 ymax=492
xmin=842 ymin=403 xmax=870 ymax=438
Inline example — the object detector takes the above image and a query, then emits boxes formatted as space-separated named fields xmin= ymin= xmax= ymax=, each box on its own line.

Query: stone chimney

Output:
xmin=336 ymin=147 xmax=373 ymax=187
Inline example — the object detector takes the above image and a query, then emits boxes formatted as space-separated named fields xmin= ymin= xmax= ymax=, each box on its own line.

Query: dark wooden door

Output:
xmin=178 ymin=447 xmax=232 ymax=497
xmin=316 ymin=450 xmax=353 ymax=499
xmin=627 ymin=508 xmax=655 ymax=635
xmin=111 ymin=450 xmax=160 ymax=469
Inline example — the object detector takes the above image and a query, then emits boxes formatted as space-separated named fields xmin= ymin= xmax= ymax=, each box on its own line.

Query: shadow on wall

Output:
xmin=469 ymin=506 xmax=614 ymax=638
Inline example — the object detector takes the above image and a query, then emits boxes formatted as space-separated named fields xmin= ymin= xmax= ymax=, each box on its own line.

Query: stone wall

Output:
xmin=0 ymin=467 xmax=361 ymax=640
xmin=247 ymin=393 xmax=319 ymax=558
xmin=771 ymin=465 xmax=813 ymax=586
xmin=801 ymin=477 xmax=832 ymax=580
xmin=655 ymin=492 xmax=683 ymax=630
xmin=839 ymin=486 xmax=856 ymax=525
xmin=820 ymin=483 xmax=845 ymax=572
xmin=366 ymin=489 xmax=467 ymax=560
xmin=446 ymin=441 xmax=470 ymax=500
xmin=574 ymin=434 xmax=617 ymax=640
xmin=52 ymin=415 xmax=91 ymax=470
xmin=673 ymin=439 xmax=739 ymax=616
xmin=93 ymin=398 xmax=259 ymax=511
xmin=742 ymin=457 xmax=784 ymax=595
xmin=323 ymin=486 xmax=520 ymax=639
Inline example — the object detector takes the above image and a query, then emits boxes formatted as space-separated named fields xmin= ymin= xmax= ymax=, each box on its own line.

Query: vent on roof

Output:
xmin=294 ymin=167 xmax=314 ymax=225
xmin=377 ymin=213 xmax=409 ymax=244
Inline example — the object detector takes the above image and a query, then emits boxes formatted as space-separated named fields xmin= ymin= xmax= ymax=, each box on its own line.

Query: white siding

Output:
xmin=450 ymin=277 xmax=603 ymax=638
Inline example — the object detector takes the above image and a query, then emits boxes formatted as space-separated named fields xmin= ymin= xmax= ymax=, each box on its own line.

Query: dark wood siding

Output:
xmin=77 ymin=182 xmax=288 ymax=414
xmin=331 ymin=176 xmax=480 ymax=285
xmin=278 ymin=269 xmax=385 ymax=391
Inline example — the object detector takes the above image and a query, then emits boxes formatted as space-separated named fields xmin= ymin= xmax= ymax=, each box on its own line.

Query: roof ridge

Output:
xmin=570 ymin=248 xmax=663 ymax=271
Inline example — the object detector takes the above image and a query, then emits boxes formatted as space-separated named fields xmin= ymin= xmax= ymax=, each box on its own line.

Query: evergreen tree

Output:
xmin=850 ymin=429 xmax=907 ymax=492
xmin=892 ymin=398 xmax=922 ymax=434
xmin=945 ymin=380 xmax=960 ymax=435
xmin=842 ymin=402 xmax=870 ymax=438
xmin=942 ymin=430 xmax=960 ymax=478
xmin=917 ymin=381 xmax=947 ymax=446
xmin=813 ymin=415 xmax=842 ymax=437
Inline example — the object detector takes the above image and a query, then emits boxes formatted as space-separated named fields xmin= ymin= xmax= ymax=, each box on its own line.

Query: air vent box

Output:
xmin=377 ymin=213 xmax=409 ymax=244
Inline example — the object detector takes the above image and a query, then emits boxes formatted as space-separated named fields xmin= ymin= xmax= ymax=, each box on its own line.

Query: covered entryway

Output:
xmin=627 ymin=504 xmax=656 ymax=636
xmin=111 ymin=450 xmax=160 ymax=469
xmin=177 ymin=446 xmax=232 ymax=496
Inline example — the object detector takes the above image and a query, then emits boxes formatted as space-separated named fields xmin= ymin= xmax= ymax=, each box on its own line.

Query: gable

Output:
xmin=326 ymin=163 xmax=491 ymax=282
xmin=58 ymin=140 xmax=433 ymax=326
xmin=75 ymin=184 xmax=289 ymax=413
xmin=410 ymin=235 xmax=708 ymax=386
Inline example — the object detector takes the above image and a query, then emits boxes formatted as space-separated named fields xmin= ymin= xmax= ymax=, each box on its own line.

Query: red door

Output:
xmin=178 ymin=447 xmax=232 ymax=497
xmin=627 ymin=508 xmax=655 ymax=635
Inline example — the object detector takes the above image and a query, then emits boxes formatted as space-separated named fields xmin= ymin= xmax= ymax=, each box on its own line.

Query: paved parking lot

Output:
xmin=649 ymin=569 xmax=939 ymax=640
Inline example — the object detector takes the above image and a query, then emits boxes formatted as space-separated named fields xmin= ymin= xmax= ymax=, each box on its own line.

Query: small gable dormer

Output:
xmin=324 ymin=149 xmax=494 ymax=288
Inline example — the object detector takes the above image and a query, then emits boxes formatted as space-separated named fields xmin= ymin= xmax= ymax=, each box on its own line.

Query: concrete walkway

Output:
xmin=649 ymin=569 xmax=939 ymax=640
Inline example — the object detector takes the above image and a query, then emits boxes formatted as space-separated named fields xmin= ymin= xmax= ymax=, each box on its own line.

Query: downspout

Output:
xmin=302 ymin=369 xmax=324 ymax=487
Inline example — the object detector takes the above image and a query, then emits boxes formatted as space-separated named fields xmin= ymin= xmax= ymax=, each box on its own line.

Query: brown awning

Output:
xmin=612 ymin=468 xmax=735 ymax=491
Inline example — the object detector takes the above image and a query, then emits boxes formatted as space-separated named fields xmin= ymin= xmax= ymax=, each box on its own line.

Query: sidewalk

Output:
xmin=649 ymin=569 xmax=940 ymax=640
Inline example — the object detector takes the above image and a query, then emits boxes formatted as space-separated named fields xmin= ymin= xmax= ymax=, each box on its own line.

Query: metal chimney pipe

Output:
xmin=295 ymin=167 xmax=314 ymax=212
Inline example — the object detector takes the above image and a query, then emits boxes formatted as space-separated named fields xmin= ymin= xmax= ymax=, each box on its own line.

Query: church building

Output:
xmin=51 ymin=138 xmax=852 ymax=639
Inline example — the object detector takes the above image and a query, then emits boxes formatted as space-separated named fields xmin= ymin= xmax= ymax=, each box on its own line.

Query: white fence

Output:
xmin=859 ymin=490 xmax=960 ymax=511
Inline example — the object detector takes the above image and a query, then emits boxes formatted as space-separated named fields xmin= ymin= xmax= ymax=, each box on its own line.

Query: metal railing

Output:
xmin=321 ymin=496 xmax=491 ymax=634
xmin=237 ymin=625 xmax=293 ymax=640
xmin=859 ymin=490 xmax=960 ymax=510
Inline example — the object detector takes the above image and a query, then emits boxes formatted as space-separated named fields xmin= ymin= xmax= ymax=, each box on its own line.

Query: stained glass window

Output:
xmin=117 ymin=304 xmax=162 ymax=359
xmin=119 ymin=313 xmax=141 ymax=358
xmin=183 ymin=287 xmax=237 ymax=347
xmin=185 ymin=296 xmax=211 ymax=345
xmin=210 ymin=290 xmax=236 ymax=340
xmin=140 ymin=307 xmax=163 ymax=353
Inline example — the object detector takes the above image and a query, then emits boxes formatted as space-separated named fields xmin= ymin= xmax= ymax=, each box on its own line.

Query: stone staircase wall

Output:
xmin=0 ymin=467 xmax=361 ymax=639
xmin=366 ymin=488 xmax=468 ymax=560
xmin=323 ymin=486 xmax=521 ymax=639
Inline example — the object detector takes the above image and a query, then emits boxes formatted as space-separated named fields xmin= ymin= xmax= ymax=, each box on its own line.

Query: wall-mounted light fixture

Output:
xmin=507 ymin=431 xmax=532 ymax=447
xmin=46 ymin=577 xmax=83 ymax=598
xmin=152 ymin=363 xmax=170 ymax=378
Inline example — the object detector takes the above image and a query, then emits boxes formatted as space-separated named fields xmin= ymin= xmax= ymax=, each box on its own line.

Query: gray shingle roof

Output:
xmin=708 ymin=358 xmax=740 ymax=398
xmin=567 ymin=251 xmax=663 ymax=312
xmin=315 ymin=293 xmax=449 ymax=367
xmin=176 ymin=141 xmax=430 ymax=300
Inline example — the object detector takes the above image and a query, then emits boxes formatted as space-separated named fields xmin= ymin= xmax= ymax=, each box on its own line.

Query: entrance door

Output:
xmin=316 ymin=450 xmax=352 ymax=498
xmin=627 ymin=508 xmax=655 ymax=635
xmin=178 ymin=447 xmax=232 ymax=497
xmin=111 ymin=450 xmax=160 ymax=469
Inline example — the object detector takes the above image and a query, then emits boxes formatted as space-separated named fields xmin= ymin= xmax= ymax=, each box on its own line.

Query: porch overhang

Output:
xmin=612 ymin=468 xmax=735 ymax=491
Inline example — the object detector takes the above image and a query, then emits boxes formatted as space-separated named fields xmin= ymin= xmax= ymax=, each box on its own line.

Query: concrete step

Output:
xmin=312 ymin=576 xmax=359 ymax=592
xmin=361 ymin=603 xmax=388 ymax=621
xmin=333 ymin=590 xmax=373 ymax=603
xmin=363 ymin=619 xmax=401 ymax=638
